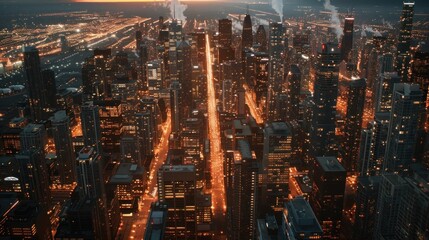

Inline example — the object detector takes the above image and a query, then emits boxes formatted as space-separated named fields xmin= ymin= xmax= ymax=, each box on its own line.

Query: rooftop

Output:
xmin=316 ymin=157 xmax=345 ymax=172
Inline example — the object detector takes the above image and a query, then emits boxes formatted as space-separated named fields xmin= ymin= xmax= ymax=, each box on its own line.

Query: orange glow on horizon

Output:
xmin=74 ymin=0 xmax=219 ymax=2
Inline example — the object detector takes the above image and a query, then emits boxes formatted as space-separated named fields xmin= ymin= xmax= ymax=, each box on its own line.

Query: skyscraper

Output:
xmin=219 ymin=18 xmax=232 ymax=47
xmin=23 ymin=46 xmax=47 ymax=121
xmin=19 ymin=123 xmax=47 ymax=152
xmin=241 ymin=14 xmax=253 ymax=50
xmin=16 ymin=149 xmax=51 ymax=208
xmin=311 ymin=43 xmax=341 ymax=157
xmin=267 ymin=22 xmax=285 ymax=121
xmin=374 ymin=72 xmax=401 ymax=113
xmin=310 ymin=156 xmax=346 ymax=239
xmin=226 ymin=140 xmax=259 ymax=240
xmin=41 ymin=69 xmax=57 ymax=109
xmin=76 ymin=146 xmax=111 ymax=239
xmin=170 ymin=81 xmax=182 ymax=133
xmin=384 ymin=83 xmax=424 ymax=173
xmin=283 ymin=196 xmax=323 ymax=240
xmin=341 ymin=16 xmax=354 ymax=61
xmin=342 ymin=78 xmax=366 ymax=173
xmin=81 ymin=101 xmax=102 ymax=153
xmin=177 ymin=39 xmax=193 ymax=114
xmin=352 ymin=176 xmax=381 ymax=240
xmin=262 ymin=122 xmax=293 ymax=212
xmin=51 ymin=110 xmax=76 ymax=185
xmin=396 ymin=1 xmax=415 ymax=82
xmin=373 ymin=173 xmax=408 ymax=239
xmin=255 ymin=25 xmax=267 ymax=52
xmin=157 ymin=164 xmax=197 ymax=238
xmin=284 ymin=65 xmax=301 ymax=123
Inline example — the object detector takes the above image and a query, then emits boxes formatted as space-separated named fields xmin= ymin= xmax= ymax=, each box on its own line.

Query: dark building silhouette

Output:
xmin=341 ymin=16 xmax=354 ymax=61
xmin=342 ymin=78 xmax=366 ymax=173
xmin=310 ymin=157 xmax=346 ymax=239
xmin=219 ymin=18 xmax=232 ymax=47
xmin=311 ymin=43 xmax=341 ymax=157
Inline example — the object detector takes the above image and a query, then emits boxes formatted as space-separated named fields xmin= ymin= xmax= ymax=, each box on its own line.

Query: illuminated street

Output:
xmin=206 ymin=33 xmax=226 ymax=218
xmin=118 ymin=111 xmax=171 ymax=240
xmin=243 ymin=83 xmax=264 ymax=124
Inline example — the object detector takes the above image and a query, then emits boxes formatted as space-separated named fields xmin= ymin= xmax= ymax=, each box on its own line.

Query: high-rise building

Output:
xmin=256 ymin=214 xmax=286 ymax=240
xmin=96 ymin=100 xmax=123 ymax=154
xmin=283 ymin=196 xmax=323 ymax=240
xmin=51 ymin=110 xmax=76 ymax=185
xmin=81 ymin=101 xmax=102 ymax=153
xmin=23 ymin=46 xmax=47 ymax=121
xmin=374 ymin=72 xmax=401 ymax=113
xmin=19 ymin=123 xmax=47 ymax=152
xmin=284 ymin=65 xmax=301 ymax=122
xmin=76 ymin=146 xmax=111 ymax=239
xmin=226 ymin=140 xmax=259 ymax=240
xmin=255 ymin=25 xmax=267 ymax=52
xmin=352 ymin=176 xmax=381 ymax=240
xmin=41 ymin=69 xmax=57 ymax=109
xmin=157 ymin=164 xmax=197 ymax=238
xmin=262 ymin=122 xmax=293 ymax=212
xmin=359 ymin=112 xmax=390 ymax=176
xmin=310 ymin=156 xmax=346 ymax=239
xmin=219 ymin=19 xmax=232 ymax=47
xmin=341 ymin=16 xmax=354 ymax=61
xmin=177 ymin=39 xmax=193 ymax=113
xmin=147 ymin=59 xmax=164 ymax=94
xmin=396 ymin=1 xmax=415 ymax=81
xmin=384 ymin=83 xmax=424 ymax=173
xmin=267 ymin=22 xmax=285 ymax=121
xmin=311 ymin=43 xmax=341 ymax=157
xmin=16 ymin=149 xmax=51 ymax=208
xmin=396 ymin=173 xmax=429 ymax=239
xmin=373 ymin=173 xmax=408 ymax=239
xmin=144 ymin=202 xmax=168 ymax=240
xmin=341 ymin=78 xmax=366 ymax=173
xmin=170 ymin=81 xmax=182 ymax=133
xmin=241 ymin=14 xmax=253 ymax=50
xmin=2 ymin=200 xmax=52 ymax=240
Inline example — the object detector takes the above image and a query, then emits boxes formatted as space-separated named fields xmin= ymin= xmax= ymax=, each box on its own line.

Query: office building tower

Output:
xmin=256 ymin=214 xmax=286 ymax=240
xmin=378 ymin=52 xmax=394 ymax=74
xmin=255 ymin=25 xmax=267 ymax=52
xmin=147 ymin=59 xmax=164 ymax=94
xmin=262 ymin=122 xmax=293 ymax=212
xmin=396 ymin=174 xmax=429 ymax=239
xmin=310 ymin=156 xmax=346 ymax=239
xmin=51 ymin=110 xmax=76 ymax=185
xmin=283 ymin=196 xmax=323 ymax=240
xmin=76 ymin=146 xmax=111 ymax=239
xmin=96 ymin=100 xmax=123 ymax=154
xmin=41 ymin=69 xmax=57 ymax=109
xmin=219 ymin=19 xmax=232 ymax=47
xmin=373 ymin=173 xmax=408 ymax=239
xmin=177 ymin=39 xmax=193 ymax=112
xmin=267 ymin=22 xmax=285 ymax=121
xmin=157 ymin=164 xmax=197 ymax=238
xmin=19 ymin=123 xmax=47 ymax=152
xmin=384 ymin=83 xmax=424 ymax=173
xmin=359 ymin=112 xmax=390 ymax=176
xmin=81 ymin=101 xmax=102 ymax=153
xmin=226 ymin=140 xmax=259 ymax=240
xmin=310 ymin=43 xmax=341 ymax=157
xmin=410 ymin=49 xmax=429 ymax=102
xmin=16 ymin=149 xmax=51 ymax=208
xmin=170 ymin=81 xmax=182 ymax=133
xmin=135 ymin=111 xmax=155 ymax=167
xmin=341 ymin=16 xmax=354 ymax=61
xmin=144 ymin=202 xmax=168 ymax=240
xmin=241 ymin=14 xmax=253 ymax=50
xmin=23 ymin=46 xmax=46 ymax=121
xmin=352 ymin=176 xmax=381 ymax=240
xmin=2 ymin=200 xmax=52 ymax=240
xmin=374 ymin=72 xmax=401 ymax=113
xmin=396 ymin=1 xmax=415 ymax=81
xmin=284 ymin=65 xmax=301 ymax=122
xmin=254 ymin=52 xmax=270 ymax=105
xmin=342 ymin=78 xmax=366 ymax=173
